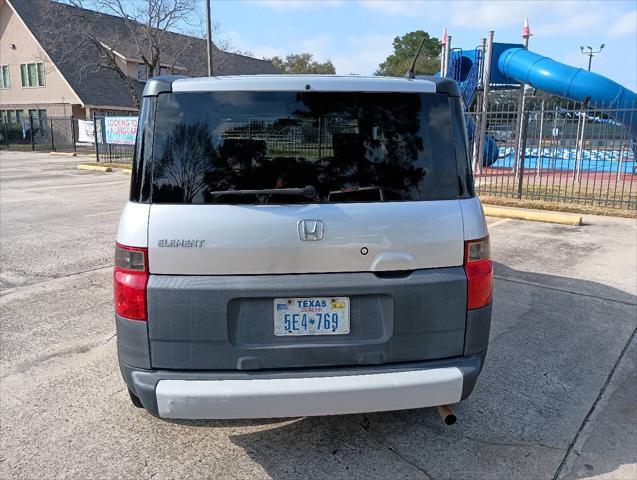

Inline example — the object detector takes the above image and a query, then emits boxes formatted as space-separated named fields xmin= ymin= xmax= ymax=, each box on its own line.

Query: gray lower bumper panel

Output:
xmin=120 ymin=353 xmax=485 ymax=418
xmin=156 ymin=367 xmax=463 ymax=419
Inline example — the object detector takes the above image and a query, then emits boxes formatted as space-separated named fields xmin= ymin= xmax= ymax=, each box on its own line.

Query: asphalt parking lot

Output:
xmin=1 ymin=151 xmax=635 ymax=480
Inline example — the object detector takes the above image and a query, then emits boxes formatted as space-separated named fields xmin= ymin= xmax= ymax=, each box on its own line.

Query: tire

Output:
xmin=128 ymin=388 xmax=143 ymax=408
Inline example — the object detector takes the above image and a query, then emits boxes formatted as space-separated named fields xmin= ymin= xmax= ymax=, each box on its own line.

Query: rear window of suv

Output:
xmin=147 ymin=91 xmax=463 ymax=204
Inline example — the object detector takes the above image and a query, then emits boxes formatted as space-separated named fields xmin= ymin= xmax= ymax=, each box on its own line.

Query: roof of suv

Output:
xmin=143 ymin=75 xmax=460 ymax=97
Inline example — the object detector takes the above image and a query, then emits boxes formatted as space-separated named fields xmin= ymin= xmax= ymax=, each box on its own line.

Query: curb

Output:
xmin=49 ymin=151 xmax=77 ymax=157
xmin=77 ymin=164 xmax=112 ymax=172
xmin=483 ymin=205 xmax=583 ymax=226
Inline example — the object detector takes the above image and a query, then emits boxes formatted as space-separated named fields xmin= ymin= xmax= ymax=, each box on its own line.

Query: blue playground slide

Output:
xmin=498 ymin=48 xmax=637 ymax=138
xmin=445 ymin=44 xmax=637 ymax=166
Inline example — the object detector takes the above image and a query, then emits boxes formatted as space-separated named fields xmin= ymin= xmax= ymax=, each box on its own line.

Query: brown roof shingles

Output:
xmin=9 ymin=0 xmax=277 ymax=109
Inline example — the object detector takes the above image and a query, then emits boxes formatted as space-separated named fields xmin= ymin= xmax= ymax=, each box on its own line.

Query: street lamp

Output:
xmin=580 ymin=44 xmax=605 ymax=71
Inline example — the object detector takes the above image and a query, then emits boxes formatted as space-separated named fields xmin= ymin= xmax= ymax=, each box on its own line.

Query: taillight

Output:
xmin=114 ymin=243 xmax=148 ymax=321
xmin=464 ymin=236 xmax=493 ymax=310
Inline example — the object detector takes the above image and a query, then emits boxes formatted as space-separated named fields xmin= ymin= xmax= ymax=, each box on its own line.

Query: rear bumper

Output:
xmin=120 ymin=353 xmax=485 ymax=419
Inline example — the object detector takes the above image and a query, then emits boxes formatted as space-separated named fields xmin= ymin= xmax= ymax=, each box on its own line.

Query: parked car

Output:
xmin=115 ymin=74 xmax=493 ymax=420
xmin=489 ymin=124 xmax=515 ymax=142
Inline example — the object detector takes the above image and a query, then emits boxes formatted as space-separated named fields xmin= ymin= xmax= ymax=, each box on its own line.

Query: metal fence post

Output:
xmin=516 ymin=110 xmax=530 ymax=199
xmin=92 ymin=112 xmax=100 ymax=163
xmin=29 ymin=116 xmax=35 ymax=151
xmin=70 ymin=115 xmax=77 ymax=154
xmin=536 ymin=99 xmax=545 ymax=177
xmin=50 ymin=118 xmax=55 ymax=152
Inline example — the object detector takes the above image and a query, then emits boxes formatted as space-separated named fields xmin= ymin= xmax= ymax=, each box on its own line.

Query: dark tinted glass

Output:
xmin=130 ymin=97 xmax=154 ymax=202
xmin=151 ymin=91 xmax=459 ymax=204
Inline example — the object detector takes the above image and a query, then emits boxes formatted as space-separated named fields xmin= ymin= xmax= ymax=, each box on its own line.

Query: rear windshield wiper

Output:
xmin=209 ymin=185 xmax=317 ymax=198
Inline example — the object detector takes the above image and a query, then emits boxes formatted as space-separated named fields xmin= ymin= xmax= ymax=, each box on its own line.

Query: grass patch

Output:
xmin=479 ymin=195 xmax=636 ymax=219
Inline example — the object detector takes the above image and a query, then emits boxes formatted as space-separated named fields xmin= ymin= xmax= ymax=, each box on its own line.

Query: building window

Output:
xmin=38 ymin=109 xmax=48 ymax=130
xmin=0 ymin=110 xmax=6 ymax=123
xmin=15 ymin=110 xmax=24 ymax=124
xmin=0 ymin=66 xmax=9 ymax=89
xmin=7 ymin=110 xmax=16 ymax=123
xmin=137 ymin=63 xmax=148 ymax=81
xmin=20 ymin=63 xmax=45 ymax=87
xmin=28 ymin=109 xmax=38 ymax=128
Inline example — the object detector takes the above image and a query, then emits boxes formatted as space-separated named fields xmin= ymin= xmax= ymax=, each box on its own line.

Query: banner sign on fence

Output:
xmin=77 ymin=119 xmax=101 ymax=143
xmin=104 ymin=116 xmax=138 ymax=145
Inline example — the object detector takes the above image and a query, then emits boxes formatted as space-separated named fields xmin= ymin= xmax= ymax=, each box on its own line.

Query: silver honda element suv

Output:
xmin=114 ymin=75 xmax=492 ymax=420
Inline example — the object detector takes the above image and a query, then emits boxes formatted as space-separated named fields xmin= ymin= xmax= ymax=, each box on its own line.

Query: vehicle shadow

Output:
xmin=165 ymin=263 xmax=636 ymax=480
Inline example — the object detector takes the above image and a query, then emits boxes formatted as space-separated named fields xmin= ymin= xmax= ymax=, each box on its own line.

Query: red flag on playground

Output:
xmin=441 ymin=27 xmax=448 ymax=45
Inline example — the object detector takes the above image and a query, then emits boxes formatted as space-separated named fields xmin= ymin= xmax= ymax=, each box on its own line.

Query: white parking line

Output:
xmin=27 ymin=180 xmax=130 ymax=191
xmin=489 ymin=218 xmax=512 ymax=228
xmin=84 ymin=210 xmax=121 ymax=217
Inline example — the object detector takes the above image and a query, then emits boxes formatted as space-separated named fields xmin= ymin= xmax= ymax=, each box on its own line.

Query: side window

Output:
xmin=449 ymin=97 xmax=474 ymax=197
xmin=0 ymin=66 xmax=10 ymax=89
xmin=130 ymin=97 xmax=155 ymax=202
xmin=20 ymin=63 xmax=45 ymax=87
xmin=38 ymin=110 xmax=48 ymax=131
xmin=137 ymin=64 xmax=148 ymax=81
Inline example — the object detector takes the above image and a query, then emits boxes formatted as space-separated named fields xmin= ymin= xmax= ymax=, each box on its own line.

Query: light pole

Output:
xmin=205 ymin=0 xmax=213 ymax=76
xmin=580 ymin=44 xmax=604 ymax=71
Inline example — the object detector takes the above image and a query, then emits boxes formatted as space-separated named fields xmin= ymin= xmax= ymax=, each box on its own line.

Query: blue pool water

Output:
xmin=494 ymin=147 xmax=636 ymax=174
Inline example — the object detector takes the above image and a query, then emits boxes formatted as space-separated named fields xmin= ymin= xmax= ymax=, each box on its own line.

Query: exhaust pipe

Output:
xmin=436 ymin=405 xmax=457 ymax=425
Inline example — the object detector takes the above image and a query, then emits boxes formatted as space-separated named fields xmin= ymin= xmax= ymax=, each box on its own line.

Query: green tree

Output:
xmin=269 ymin=53 xmax=336 ymax=74
xmin=376 ymin=31 xmax=440 ymax=77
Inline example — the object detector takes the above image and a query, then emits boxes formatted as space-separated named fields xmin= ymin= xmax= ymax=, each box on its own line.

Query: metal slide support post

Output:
xmin=517 ymin=110 xmax=530 ymax=199
xmin=471 ymin=37 xmax=487 ymax=172
xmin=536 ymin=99 xmax=545 ymax=177
xmin=575 ymin=114 xmax=587 ymax=184
xmin=513 ymin=34 xmax=530 ymax=177
xmin=573 ymin=108 xmax=583 ymax=181
xmin=440 ymin=28 xmax=448 ymax=76
xmin=93 ymin=112 xmax=100 ymax=163
xmin=443 ymin=36 xmax=452 ymax=76
xmin=475 ymin=31 xmax=494 ymax=174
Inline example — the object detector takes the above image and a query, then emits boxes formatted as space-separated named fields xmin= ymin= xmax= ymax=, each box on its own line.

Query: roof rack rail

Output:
xmin=143 ymin=75 xmax=190 ymax=97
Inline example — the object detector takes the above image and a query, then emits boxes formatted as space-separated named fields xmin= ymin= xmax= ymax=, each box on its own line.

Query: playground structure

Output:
xmin=435 ymin=22 xmax=636 ymax=211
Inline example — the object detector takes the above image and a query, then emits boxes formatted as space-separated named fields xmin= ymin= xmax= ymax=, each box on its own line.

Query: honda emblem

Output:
xmin=297 ymin=219 xmax=325 ymax=241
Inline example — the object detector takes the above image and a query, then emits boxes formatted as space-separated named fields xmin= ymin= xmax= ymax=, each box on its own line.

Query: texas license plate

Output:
xmin=273 ymin=297 xmax=350 ymax=336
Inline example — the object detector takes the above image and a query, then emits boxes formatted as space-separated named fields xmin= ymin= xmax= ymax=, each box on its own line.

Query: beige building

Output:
xmin=0 ymin=0 xmax=276 ymax=128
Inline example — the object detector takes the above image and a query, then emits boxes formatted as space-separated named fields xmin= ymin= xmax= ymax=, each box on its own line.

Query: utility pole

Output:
xmin=440 ymin=27 xmax=447 ymax=76
xmin=580 ymin=44 xmax=604 ymax=71
xmin=205 ymin=0 xmax=213 ymax=76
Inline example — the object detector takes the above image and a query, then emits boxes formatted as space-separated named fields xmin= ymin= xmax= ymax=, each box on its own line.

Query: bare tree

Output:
xmin=93 ymin=0 xmax=197 ymax=78
xmin=41 ymin=0 xmax=199 ymax=108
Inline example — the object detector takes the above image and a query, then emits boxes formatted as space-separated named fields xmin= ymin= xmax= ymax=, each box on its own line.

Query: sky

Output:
xmin=200 ymin=0 xmax=637 ymax=90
